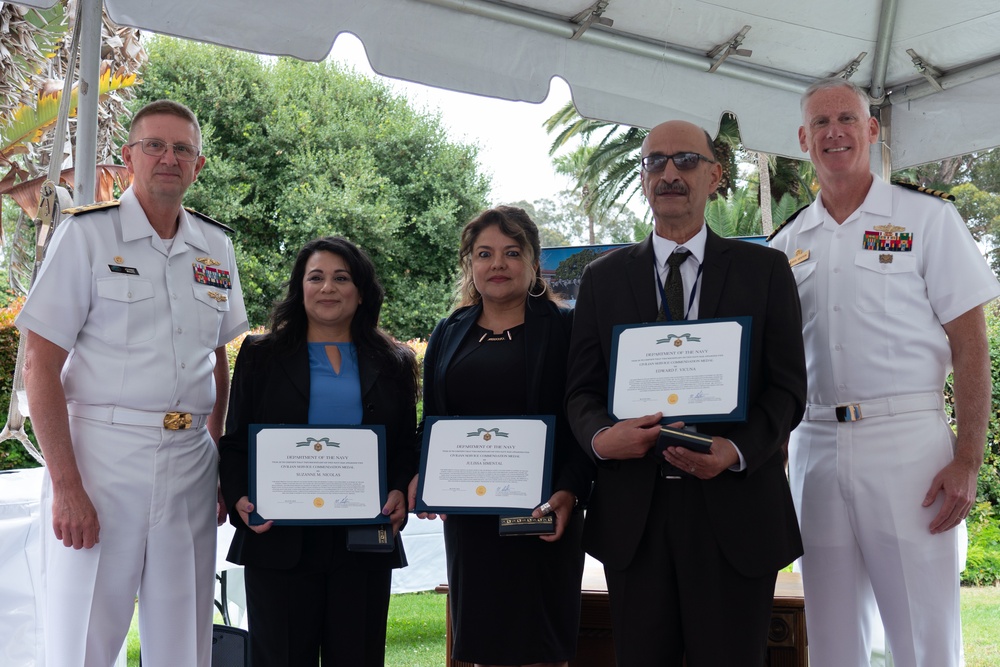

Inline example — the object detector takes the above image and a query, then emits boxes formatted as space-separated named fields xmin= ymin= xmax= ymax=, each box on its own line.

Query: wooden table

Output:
xmin=436 ymin=569 xmax=807 ymax=666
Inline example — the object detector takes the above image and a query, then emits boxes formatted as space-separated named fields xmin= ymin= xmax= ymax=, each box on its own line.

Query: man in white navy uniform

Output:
xmin=770 ymin=77 xmax=1000 ymax=667
xmin=18 ymin=99 xmax=248 ymax=667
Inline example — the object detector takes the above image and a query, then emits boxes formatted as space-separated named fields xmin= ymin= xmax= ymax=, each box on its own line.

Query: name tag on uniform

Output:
xmin=109 ymin=265 xmax=139 ymax=275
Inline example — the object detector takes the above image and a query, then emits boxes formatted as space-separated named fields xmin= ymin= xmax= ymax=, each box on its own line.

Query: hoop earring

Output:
xmin=528 ymin=280 xmax=547 ymax=298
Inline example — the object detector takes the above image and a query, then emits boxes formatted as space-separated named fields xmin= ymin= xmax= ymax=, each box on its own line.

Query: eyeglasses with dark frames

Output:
xmin=641 ymin=152 xmax=716 ymax=173
xmin=128 ymin=138 xmax=201 ymax=162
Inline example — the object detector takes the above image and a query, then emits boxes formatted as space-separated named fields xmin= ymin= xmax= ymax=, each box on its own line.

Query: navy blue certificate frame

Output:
xmin=609 ymin=316 xmax=752 ymax=424
xmin=414 ymin=415 xmax=555 ymax=516
xmin=249 ymin=424 xmax=389 ymax=526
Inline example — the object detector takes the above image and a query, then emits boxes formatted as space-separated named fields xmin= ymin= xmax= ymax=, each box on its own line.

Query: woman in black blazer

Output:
xmin=219 ymin=237 xmax=418 ymax=666
xmin=411 ymin=207 xmax=594 ymax=667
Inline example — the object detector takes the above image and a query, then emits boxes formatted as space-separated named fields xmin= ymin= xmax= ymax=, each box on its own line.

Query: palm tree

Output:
xmin=1 ymin=0 xmax=144 ymax=213
xmin=704 ymin=188 xmax=762 ymax=237
xmin=545 ymin=102 xmax=646 ymax=225
xmin=0 ymin=0 xmax=144 ymax=464
xmin=545 ymin=104 xmax=744 ymax=223
xmin=553 ymin=145 xmax=600 ymax=243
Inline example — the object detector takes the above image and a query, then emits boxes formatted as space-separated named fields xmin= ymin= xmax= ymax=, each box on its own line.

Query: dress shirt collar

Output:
xmin=118 ymin=186 xmax=210 ymax=255
xmin=652 ymin=223 xmax=707 ymax=275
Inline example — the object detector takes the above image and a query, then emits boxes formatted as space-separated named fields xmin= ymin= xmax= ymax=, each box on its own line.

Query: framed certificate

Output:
xmin=414 ymin=416 xmax=554 ymax=515
xmin=609 ymin=316 xmax=751 ymax=423
xmin=249 ymin=424 xmax=389 ymax=526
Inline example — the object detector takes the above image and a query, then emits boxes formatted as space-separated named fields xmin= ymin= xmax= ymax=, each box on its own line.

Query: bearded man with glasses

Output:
xmin=18 ymin=99 xmax=248 ymax=667
xmin=566 ymin=120 xmax=807 ymax=666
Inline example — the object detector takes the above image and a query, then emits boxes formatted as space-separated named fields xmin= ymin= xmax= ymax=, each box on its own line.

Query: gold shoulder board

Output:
xmin=767 ymin=204 xmax=809 ymax=242
xmin=184 ymin=207 xmax=235 ymax=234
xmin=892 ymin=180 xmax=955 ymax=202
xmin=62 ymin=201 xmax=120 ymax=217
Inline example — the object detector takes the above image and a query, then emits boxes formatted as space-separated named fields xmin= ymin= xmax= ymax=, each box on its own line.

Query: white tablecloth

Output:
xmin=0 ymin=468 xmax=45 ymax=667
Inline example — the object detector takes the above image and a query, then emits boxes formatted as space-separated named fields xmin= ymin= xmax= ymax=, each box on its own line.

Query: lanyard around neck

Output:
xmin=656 ymin=258 xmax=704 ymax=322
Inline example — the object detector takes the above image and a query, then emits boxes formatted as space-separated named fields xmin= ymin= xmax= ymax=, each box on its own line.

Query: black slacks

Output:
xmin=604 ymin=475 xmax=777 ymax=667
xmin=244 ymin=560 xmax=392 ymax=667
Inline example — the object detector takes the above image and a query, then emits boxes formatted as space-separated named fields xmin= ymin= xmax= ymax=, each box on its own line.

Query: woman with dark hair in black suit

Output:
xmin=410 ymin=206 xmax=594 ymax=667
xmin=219 ymin=236 xmax=418 ymax=666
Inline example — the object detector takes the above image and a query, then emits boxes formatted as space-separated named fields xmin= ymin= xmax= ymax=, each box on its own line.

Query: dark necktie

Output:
xmin=659 ymin=249 xmax=691 ymax=321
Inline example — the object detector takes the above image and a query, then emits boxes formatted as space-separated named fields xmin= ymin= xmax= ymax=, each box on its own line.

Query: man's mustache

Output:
xmin=655 ymin=182 xmax=688 ymax=196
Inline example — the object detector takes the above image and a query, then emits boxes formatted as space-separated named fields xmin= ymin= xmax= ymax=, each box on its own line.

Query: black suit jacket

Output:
xmin=219 ymin=335 xmax=418 ymax=569
xmin=566 ymin=230 xmax=806 ymax=576
xmin=423 ymin=297 xmax=594 ymax=502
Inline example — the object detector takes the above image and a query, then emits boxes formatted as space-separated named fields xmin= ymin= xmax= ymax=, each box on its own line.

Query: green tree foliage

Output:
xmin=704 ymin=189 xmax=762 ymax=237
xmin=950 ymin=183 xmax=1000 ymax=274
xmin=893 ymin=147 xmax=1000 ymax=273
xmin=132 ymin=38 xmax=489 ymax=339
xmin=512 ymin=195 xmax=647 ymax=247
xmin=508 ymin=199 xmax=573 ymax=248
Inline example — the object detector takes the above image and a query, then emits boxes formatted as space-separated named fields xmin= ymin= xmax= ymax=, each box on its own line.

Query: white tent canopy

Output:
xmin=12 ymin=0 xmax=1000 ymax=185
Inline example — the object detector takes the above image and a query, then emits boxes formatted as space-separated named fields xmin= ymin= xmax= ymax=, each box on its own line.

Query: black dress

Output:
xmin=442 ymin=324 xmax=586 ymax=664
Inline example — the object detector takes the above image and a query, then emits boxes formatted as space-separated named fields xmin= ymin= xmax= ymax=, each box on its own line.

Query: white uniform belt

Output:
xmin=803 ymin=392 xmax=943 ymax=423
xmin=67 ymin=404 xmax=209 ymax=430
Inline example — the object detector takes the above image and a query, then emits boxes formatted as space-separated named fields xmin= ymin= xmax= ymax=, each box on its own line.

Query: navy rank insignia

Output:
xmin=766 ymin=204 xmax=808 ymax=242
xmin=63 ymin=201 xmax=120 ymax=216
xmin=192 ymin=262 xmax=232 ymax=289
xmin=892 ymin=180 xmax=955 ymax=202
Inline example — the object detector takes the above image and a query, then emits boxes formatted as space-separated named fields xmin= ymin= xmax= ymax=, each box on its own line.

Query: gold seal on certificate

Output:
xmin=609 ymin=317 xmax=751 ymax=423
xmin=249 ymin=424 xmax=389 ymax=526
xmin=414 ymin=416 xmax=555 ymax=515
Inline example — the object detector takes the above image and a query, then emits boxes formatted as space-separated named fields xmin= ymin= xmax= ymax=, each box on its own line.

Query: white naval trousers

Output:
xmin=40 ymin=416 xmax=218 ymax=667
xmin=789 ymin=408 xmax=963 ymax=667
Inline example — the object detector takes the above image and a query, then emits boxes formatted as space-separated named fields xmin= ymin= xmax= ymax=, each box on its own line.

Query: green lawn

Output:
xmin=125 ymin=586 xmax=999 ymax=666
xmin=125 ymin=592 xmax=448 ymax=666
xmin=961 ymin=586 xmax=1000 ymax=667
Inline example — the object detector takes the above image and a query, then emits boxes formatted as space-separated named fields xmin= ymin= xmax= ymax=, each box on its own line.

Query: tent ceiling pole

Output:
xmin=74 ymin=0 xmax=101 ymax=207
xmin=888 ymin=56 xmax=1000 ymax=104
xmin=868 ymin=0 xmax=899 ymax=102
xmin=418 ymin=0 xmax=809 ymax=94
xmin=872 ymin=105 xmax=892 ymax=178
xmin=49 ymin=5 xmax=83 ymax=184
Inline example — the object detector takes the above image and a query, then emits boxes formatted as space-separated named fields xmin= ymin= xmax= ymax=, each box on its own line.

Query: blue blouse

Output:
xmin=307 ymin=342 xmax=363 ymax=425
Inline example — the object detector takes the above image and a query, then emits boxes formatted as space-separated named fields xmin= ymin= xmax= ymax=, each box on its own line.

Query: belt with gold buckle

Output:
xmin=163 ymin=412 xmax=194 ymax=430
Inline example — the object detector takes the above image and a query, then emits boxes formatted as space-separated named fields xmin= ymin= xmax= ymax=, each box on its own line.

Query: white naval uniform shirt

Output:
xmin=17 ymin=187 xmax=249 ymax=415
xmin=769 ymin=176 xmax=999 ymax=406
